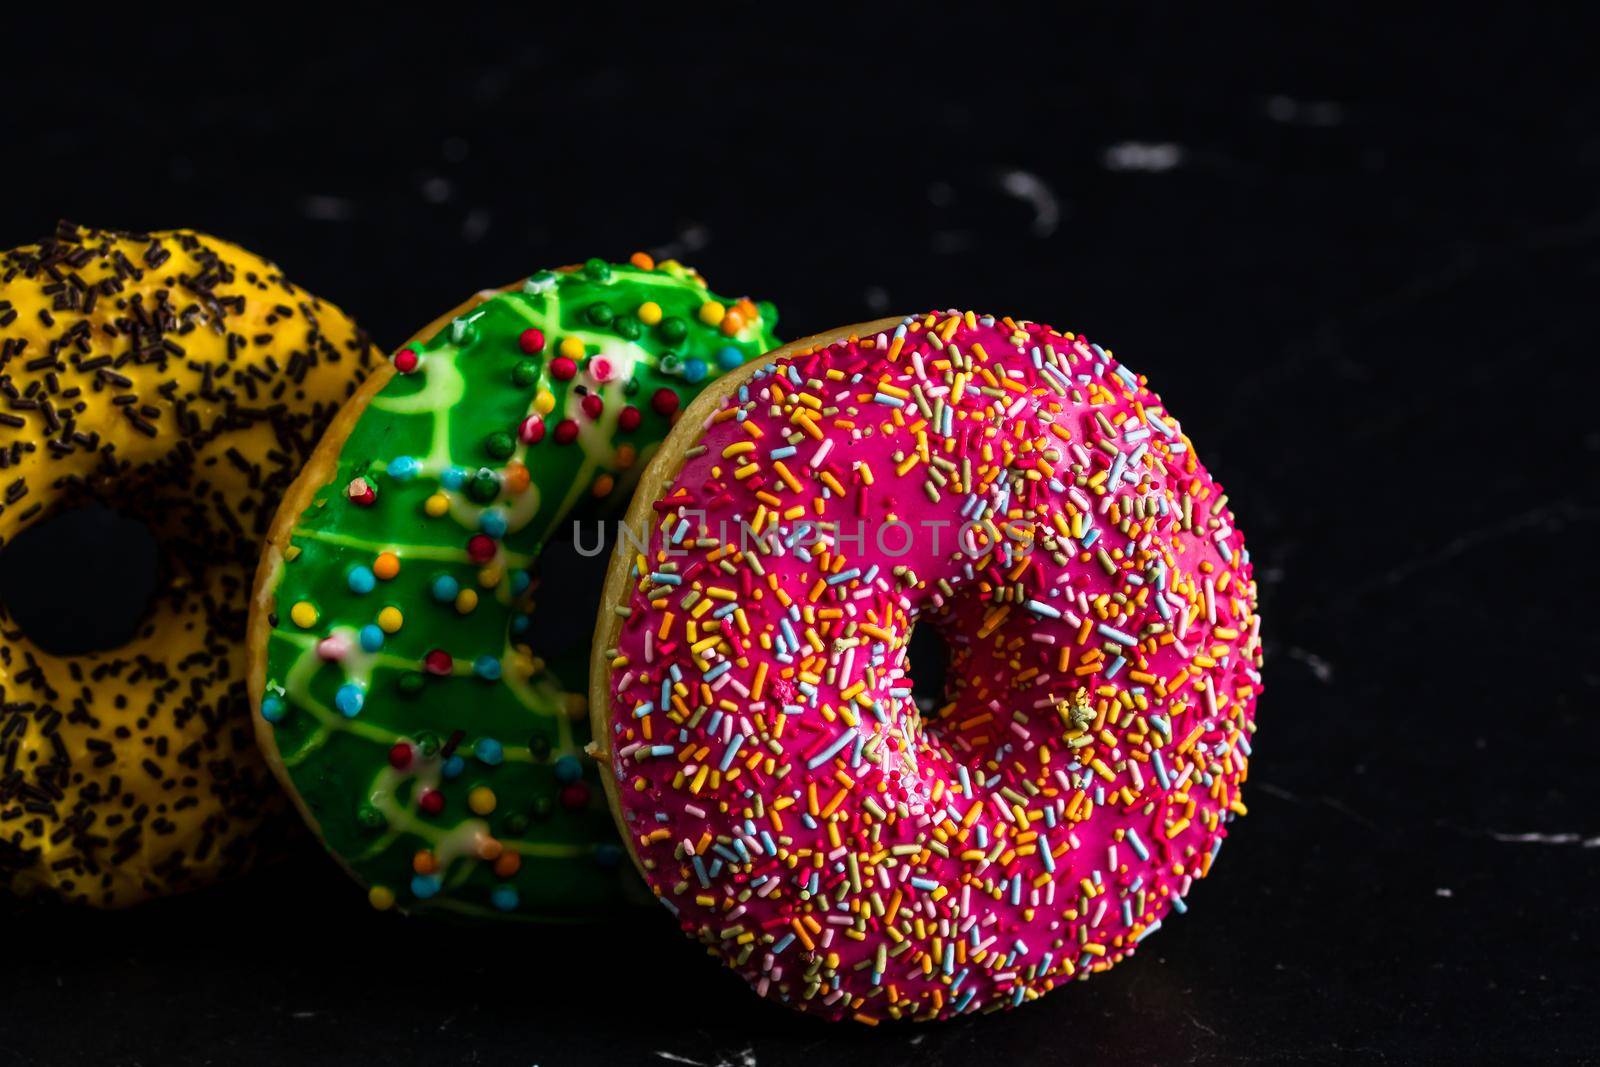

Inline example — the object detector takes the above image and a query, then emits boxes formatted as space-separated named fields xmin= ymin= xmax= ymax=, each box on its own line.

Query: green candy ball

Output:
xmin=484 ymin=431 xmax=516 ymax=460
xmin=356 ymin=803 xmax=386 ymax=832
xmin=467 ymin=469 xmax=500 ymax=503
xmin=659 ymin=317 xmax=688 ymax=344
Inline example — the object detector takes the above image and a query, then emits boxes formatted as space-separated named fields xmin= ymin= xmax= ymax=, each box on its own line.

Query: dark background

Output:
xmin=3 ymin=9 xmax=1597 ymax=1065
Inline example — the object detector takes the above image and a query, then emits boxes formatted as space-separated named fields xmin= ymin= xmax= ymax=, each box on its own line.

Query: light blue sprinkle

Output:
xmin=1098 ymin=622 xmax=1137 ymax=646
xmin=806 ymin=729 xmax=855 ymax=769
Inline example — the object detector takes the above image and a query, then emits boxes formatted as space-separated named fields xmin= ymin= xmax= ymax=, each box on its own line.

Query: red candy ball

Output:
xmin=346 ymin=477 xmax=377 ymax=507
xmin=388 ymin=742 xmax=414 ymax=770
xmin=467 ymin=534 xmax=497 ymax=563
xmin=651 ymin=387 xmax=680 ymax=417
xmin=560 ymin=782 xmax=590 ymax=810
xmin=418 ymin=789 xmax=445 ymax=816
xmin=424 ymin=649 xmax=453 ymax=676
xmin=550 ymin=357 xmax=577 ymax=381
xmin=618 ymin=405 xmax=642 ymax=432
xmin=553 ymin=418 xmax=579 ymax=445
xmin=581 ymin=393 xmax=604 ymax=419
xmin=393 ymin=348 xmax=420 ymax=373
xmin=518 ymin=328 xmax=545 ymax=354
xmin=519 ymin=413 xmax=546 ymax=444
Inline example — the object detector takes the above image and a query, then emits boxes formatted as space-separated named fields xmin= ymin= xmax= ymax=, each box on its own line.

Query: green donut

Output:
xmin=248 ymin=255 xmax=780 ymax=919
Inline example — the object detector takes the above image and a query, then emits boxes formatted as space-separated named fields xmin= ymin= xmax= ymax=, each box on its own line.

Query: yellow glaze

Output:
xmin=0 ymin=223 xmax=378 ymax=905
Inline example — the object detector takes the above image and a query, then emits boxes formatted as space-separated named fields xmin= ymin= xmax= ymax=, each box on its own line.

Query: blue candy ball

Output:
xmin=387 ymin=455 xmax=420 ymax=480
xmin=359 ymin=624 xmax=385 ymax=652
xmin=347 ymin=566 xmax=376 ymax=595
xmin=440 ymin=466 xmax=467 ymax=490
xmin=479 ymin=509 xmax=508 ymax=539
xmin=441 ymin=755 xmax=465 ymax=780
xmin=682 ymin=357 xmax=708 ymax=383
xmin=411 ymin=874 xmax=441 ymax=900
xmin=260 ymin=695 xmax=286 ymax=724
xmin=475 ymin=737 xmax=505 ymax=766
xmin=554 ymin=754 xmax=582 ymax=784
xmin=474 ymin=655 xmax=502 ymax=681
xmin=431 ymin=574 xmax=460 ymax=602
xmin=716 ymin=345 xmax=744 ymax=370
xmin=334 ymin=684 xmax=365 ymax=718
xmin=490 ymin=886 xmax=519 ymax=912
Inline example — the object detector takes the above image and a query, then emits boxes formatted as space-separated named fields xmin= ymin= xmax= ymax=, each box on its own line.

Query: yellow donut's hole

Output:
xmin=0 ymin=504 xmax=160 ymax=656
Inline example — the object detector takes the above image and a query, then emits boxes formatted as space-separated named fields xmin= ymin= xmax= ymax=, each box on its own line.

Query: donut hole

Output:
xmin=518 ymin=531 xmax=613 ymax=671
xmin=905 ymin=620 xmax=950 ymax=718
xmin=0 ymin=504 xmax=160 ymax=655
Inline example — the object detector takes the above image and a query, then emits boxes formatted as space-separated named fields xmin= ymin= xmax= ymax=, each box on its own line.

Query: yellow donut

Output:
xmin=0 ymin=222 xmax=379 ymax=906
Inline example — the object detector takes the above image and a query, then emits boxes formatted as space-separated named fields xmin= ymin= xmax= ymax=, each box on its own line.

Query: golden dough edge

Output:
xmin=586 ymin=315 xmax=905 ymax=886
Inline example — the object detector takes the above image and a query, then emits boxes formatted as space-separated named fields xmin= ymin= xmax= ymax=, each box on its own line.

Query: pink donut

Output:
xmin=592 ymin=311 xmax=1264 ymax=1022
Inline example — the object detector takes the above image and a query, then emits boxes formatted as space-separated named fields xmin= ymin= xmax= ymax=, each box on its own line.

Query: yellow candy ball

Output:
xmin=468 ymin=787 xmax=497 ymax=815
xmin=368 ymin=885 xmax=396 ymax=911
xmin=455 ymin=588 xmax=479 ymax=614
xmin=424 ymin=493 xmax=450 ymax=517
xmin=378 ymin=606 xmax=404 ymax=633
xmin=534 ymin=389 xmax=556 ymax=416
xmin=559 ymin=336 xmax=585 ymax=360
xmin=698 ymin=300 xmax=726 ymax=326
xmin=637 ymin=300 xmax=662 ymax=326
xmin=478 ymin=563 xmax=502 ymax=588
xmin=290 ymin=601 xmax=318 ymax=628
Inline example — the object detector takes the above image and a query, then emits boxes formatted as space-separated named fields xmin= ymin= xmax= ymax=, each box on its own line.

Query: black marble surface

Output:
xmin=3 ymin=10 xmax=1597 ymax=1065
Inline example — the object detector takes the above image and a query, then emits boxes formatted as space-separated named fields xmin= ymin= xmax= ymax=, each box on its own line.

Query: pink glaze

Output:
xmin=604 ymin=311 xmax=1263 ymax=1022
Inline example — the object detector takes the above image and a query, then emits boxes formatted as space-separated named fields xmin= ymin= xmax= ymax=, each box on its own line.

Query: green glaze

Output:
xmin=260 ymin=259 xmax=780 ymax=920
